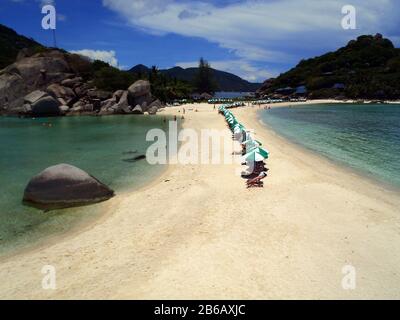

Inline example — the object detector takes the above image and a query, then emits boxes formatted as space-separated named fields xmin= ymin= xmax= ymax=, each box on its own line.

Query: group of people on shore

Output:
xmin=218 ymin=104 xmax=270 ymax=188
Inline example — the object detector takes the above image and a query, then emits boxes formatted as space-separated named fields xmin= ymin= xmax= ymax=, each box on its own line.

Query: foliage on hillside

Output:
xmin=193 ymin=58 xmax=219 ymax=94
xmin=89 ymin=61 xmax=192 ymax=101
xmin=91 ymin=60 xmax=136 ymax=92
xmin=148 ymin=66 xmax=193 ymax=102
xmin=0 ymin=24 xmax=44 ymax=69
xmin=0 ymin=23 xmax=251 ymax=101
xmin=130 ymin=63 xmax=261 ymax=92
xmin=259 ymin=34 xmax=400 ymax=99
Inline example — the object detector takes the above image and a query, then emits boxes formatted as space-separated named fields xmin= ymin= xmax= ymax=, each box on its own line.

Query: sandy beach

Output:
xmin=1 ymin=101 xmax=400 ymax=299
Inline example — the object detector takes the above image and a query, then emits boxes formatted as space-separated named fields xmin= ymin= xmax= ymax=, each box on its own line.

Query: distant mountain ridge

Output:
xmin=258 ymin=34 xmax=400 ymax=99
xmin=129 ymin=64 xmax=261 ymax=92
xmin=0 ymin=22 xmax=261 ymax=93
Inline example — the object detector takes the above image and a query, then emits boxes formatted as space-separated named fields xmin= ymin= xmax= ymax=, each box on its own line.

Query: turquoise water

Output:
xmin=259 ymin=104 xmax=400 ymax=188
xmin=0 ymin=115 xmax=173 ymax=255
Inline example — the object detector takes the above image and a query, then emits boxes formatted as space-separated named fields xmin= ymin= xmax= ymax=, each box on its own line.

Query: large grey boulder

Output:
xmin=24 ymin=90 xmax=48 ymax=104
xmin=31 ymin=96 xmax=60 ymax=116
xmin=23 ymin=164 xmax=115 ymax=210
xmin=61 ymin=77 xmax=83 ymax=88
xmin=0 ymin=72 xmax=28 ymax=112
xmin=47 ymin=83 xmax=76 ymax=106
xmin=8 ymin=51 xmax=71 ymax=88
xmin=128 ymin=80 xmax=152 ymax=111
xmin=128 ymin=80 xmax=151 ymax=97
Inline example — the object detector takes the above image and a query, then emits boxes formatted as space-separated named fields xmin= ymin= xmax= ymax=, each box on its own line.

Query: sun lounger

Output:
xmin=246 ymin=171 xmax=267 ymax=188
xmin=247 ymin=181 xmax=264 ymax=188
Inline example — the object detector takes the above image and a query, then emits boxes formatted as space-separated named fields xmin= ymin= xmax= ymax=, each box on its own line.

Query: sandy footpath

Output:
xmin=1 ymin=101 xmax=400 ymax=299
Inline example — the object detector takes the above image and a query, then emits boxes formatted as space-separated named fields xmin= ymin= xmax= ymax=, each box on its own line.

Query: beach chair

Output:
xmin=247 ymin=181 xmax=264 ymax=188
xmin=246 ymin=171 xmax=267 ymax=188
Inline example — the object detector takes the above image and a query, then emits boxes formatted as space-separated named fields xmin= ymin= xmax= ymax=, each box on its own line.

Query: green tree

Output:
xmin=93 ymin=61 xmax=135 ymax=92
xmin=147 ymin=65 xmax=193 ymax=102
xmin=193 ymin=58 xmax=218 ymax=94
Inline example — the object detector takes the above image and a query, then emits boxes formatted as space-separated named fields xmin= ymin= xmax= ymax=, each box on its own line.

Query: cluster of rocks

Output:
xmin=0 ymin=49 xmax=164 ymax=117
xmin=97 ymin=80 xmax=164 ymax=116
xmin=19 ymin=79 xmax=163 ymax=117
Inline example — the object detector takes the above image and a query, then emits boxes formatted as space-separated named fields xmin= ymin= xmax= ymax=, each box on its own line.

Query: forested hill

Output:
xmin=258 ymin=34 xmax=400 ymax=99
xmin=129 ymin=65 xmax=261 ymax=92
xmin=0 ymin=24 xmax=43 ymax=69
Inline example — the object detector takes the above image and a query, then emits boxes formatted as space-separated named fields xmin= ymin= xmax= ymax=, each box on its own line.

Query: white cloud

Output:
xmin=70 ymin=49 xmax=119 ymax=67
xmin=103 ymin=0 xmax=399 ymax=79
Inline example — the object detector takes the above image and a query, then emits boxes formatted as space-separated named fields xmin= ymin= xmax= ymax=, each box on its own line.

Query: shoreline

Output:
xmin=0 ymin=163 xmax=175 ymax=263
xmin=253 ymin=104 xmax=400 ymax=193
xmin=1 ymin=102 xmax=400 ymax=299
xmin=242 ymin=106 xmax=400 ymax=196
xmin=0 ymin=113 xmax=180 ymax=261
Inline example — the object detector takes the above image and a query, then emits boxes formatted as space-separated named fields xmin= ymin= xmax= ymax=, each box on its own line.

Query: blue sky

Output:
xmin=1 ymin=0 xmax=399 ymax=82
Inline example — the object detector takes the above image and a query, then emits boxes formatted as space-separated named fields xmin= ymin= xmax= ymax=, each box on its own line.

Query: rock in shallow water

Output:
xmin=23 ymin=164 xmax=115 ymax=210
xmin=31 ymin=96 xmax=60 ymax=116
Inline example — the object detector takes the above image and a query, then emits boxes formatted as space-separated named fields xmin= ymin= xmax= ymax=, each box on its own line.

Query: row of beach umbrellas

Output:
xmin=218 ymin=104 xmax=270 ymax=164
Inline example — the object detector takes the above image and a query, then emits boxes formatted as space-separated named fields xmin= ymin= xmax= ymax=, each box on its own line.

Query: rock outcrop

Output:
xmin=128 ymin=80 xmax=152 ymax=112
xmin=0 ymin=49 xmax=164 ymax=117
xmin=0 ymin=49 xmax=90 ymax=114
xmin=23 ymin=164 xmax=115 ymax=210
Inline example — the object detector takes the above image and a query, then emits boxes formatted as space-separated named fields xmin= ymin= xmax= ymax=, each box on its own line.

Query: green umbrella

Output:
xmin=242 ymin=139 xmax=262 ymax=147
xmin=243 ymin=141 xmax=261 ymax=151
xmin=233 ymin=123 xmax=245 ymax=130
xmin=242 ymin=147 xmax=269 ymax=162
